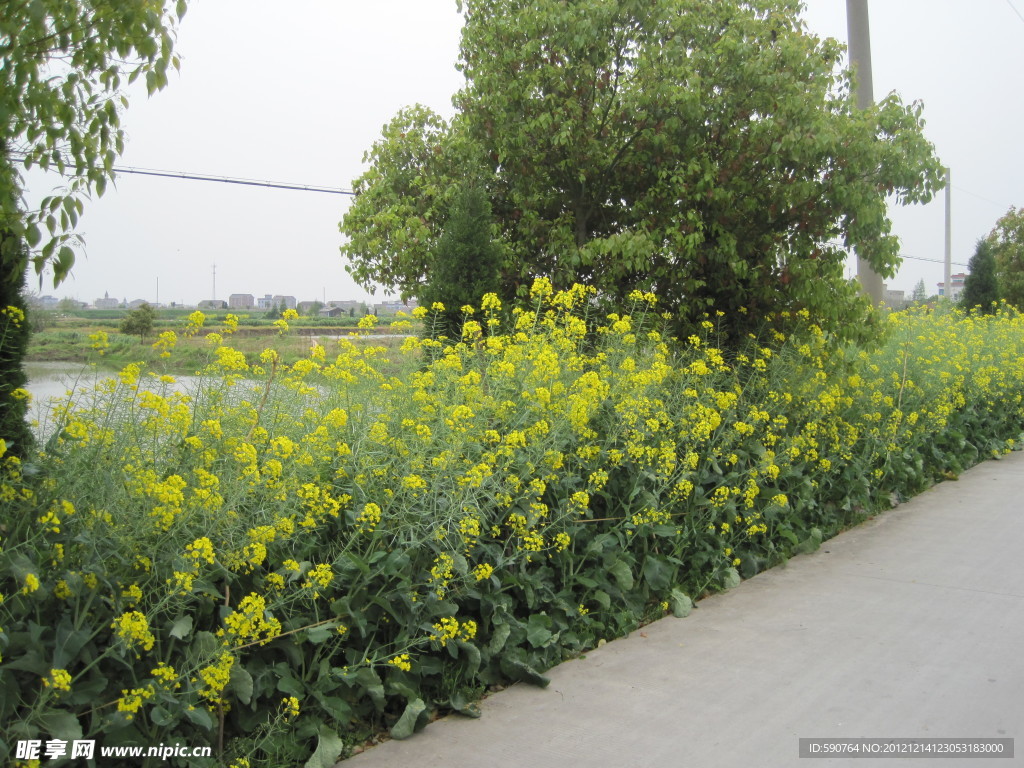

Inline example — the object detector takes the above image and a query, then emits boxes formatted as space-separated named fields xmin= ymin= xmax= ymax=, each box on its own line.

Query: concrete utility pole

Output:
xmin=846 ymin=0 xmax=885 ymax=305
xmin=944 ymin=168 xmax=952 ymax=299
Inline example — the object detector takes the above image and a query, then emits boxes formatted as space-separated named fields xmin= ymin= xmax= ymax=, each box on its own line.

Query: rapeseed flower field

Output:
xmin=1 ymin=281 xmax=1022 ymax=765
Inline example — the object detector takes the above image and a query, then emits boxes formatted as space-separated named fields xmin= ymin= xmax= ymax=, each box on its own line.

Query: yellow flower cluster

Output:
xmin=281 ymin=695 xmax=300 ymax=720
xmin=111 ymin=611 xmax=155 ymax=653
xmin=196 ymin=652 xmax=235 ymax=705
xmin=388 ymin=654 xmax=413 ymax=672
xmin=218 ymin=594 xmax=282 ymax=646
xmin=43 ymin=668 xmax=72 ymax=693
xmin=430 ymin=617 xmax=477 ymax=646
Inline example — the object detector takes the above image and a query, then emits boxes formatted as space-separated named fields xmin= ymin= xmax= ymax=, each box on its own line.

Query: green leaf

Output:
xmin=312 ymin=693 xmax=353 ymax=723
xmin=608 ymin=560 xmax=634 ymax=592
xmin=795 ymin=527 xmax=823 ymax=555
xmin=354 ymin=667 xmax=385 ymax=711
xmin=526 ymin=613 xmax=553 ymax=648
xmin=488 ymin=621 xmax=511 ymax=654
xmin=184 ymin=705 xmax=214 ymax=730
xmin=448 ymin=690 xmax=482 ymax=718
xmin=169 ymin=615 xmax=193 ymax=639
xmin=277 ymin=675 xmax=305 ymax=697
xmin=150 ymin=705 xmax=176 ymax=727
xmin=304 ymin=725 xmax=345 ymax=768
xmin=37 ymin=711 xmax=83 ymax=743
xmin=230 ymin=664 xmax=254 ymax=705
xmin=458 ymin=640 xmax=482 ymax=678
xmin=52 ymin=616 xmax=90 ymax=669
xmin=721 ymin=567 xmax=741 ymax=589
xmin=500 ymin=659 xmax=550 ymax=688
xmin=305 ymin=625 xmax=334 ymax=644
xmin=642 ymin=556 xmax=673 ymax=591
xmin=669 ymin=589 xmax=693 ymax=618
xmin=389 ymin=698 xmax=428 ymax=740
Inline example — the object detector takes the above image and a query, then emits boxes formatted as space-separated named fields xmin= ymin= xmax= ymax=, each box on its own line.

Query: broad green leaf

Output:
xmin=389 ymin=698 xmax=427 ymax=740
xmin=642 ymin=556 xmax=672 ymax=591
xmin=608 ymin=560 xmax=633 ymax=592
xmin=36 ymin=711 xmax=83 ymax=743
xmin=526 ymin=613 xmax=553 ymax=648
xmin=795 ymin=527 xmax=823 ymax=555
xmin=304 ymin=725 xmax=344 ymax=768
xmin=721 ymin=567 xmax=741 ymax=590
xmin=168 ymin=615 xmax=193 ymax=639
xmin=229 ymin=664 xmax=254 ymax=705
xmin=669 ymin=589 xmax=693 ymax=618
xmin=500 ymin=659 xmax=550 ymax=688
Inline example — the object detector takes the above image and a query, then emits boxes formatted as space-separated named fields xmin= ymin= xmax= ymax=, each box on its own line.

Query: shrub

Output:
xmin=2 ymin=287 xmax=1023 ymax=766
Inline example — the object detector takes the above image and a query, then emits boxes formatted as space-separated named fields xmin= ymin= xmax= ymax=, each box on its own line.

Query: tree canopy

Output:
xmin=1 ymin=0 xmax=186 ymax=285
xmin=119 ymin=301 xmax=155 ymax=342
xmin=960 ymin=237 xmax=998 ymax=312
xmin=1 ymin=0 xmax=186 ymax=457
xmin=341 ymin=0 xmax=944 ymax=342
xmin=418 ymin=184 xmax=502 ymax=339
xmin=990 ymin=206 xmax=1024 ymax=311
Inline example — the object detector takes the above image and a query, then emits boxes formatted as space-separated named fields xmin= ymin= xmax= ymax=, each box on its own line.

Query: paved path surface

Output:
xmin=345 ymin=452 xmax=1024 ymax=768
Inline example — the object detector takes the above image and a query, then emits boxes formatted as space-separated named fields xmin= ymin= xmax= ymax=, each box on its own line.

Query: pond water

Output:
xmin=25 ymin=361 xmax=109 ymax=403
xmin=23 ymin=362 xmax=221 ymax=436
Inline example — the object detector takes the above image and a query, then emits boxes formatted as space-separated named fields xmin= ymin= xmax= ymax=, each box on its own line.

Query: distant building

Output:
xmin=229 ymin=293 xmax=254 ymax=309
xmin=297 ymin=300 xmax=321 ymax=314
xmin=319 ymin=306 xmax=345 ymax=318
xmin=34 ymin=295 xmax=60 ymax=310
xmin=936 ymin=273 xmax=966 ymax=301
xmin=95 ymin=292 xmax=119 ymax=309
xmin=326 ymin=300 xmax=361 ymax=315
xmin=198 ymin=299 xmax=228 ymax=310
xmin=256 ymin=294 xmax=275 ymax=310
xmin=883 ymin=285 xmax=906 ymax=309
xmin=127 ymin=299 xmax=150 ymax=309
xmin=372 ymin=299 xmax=417 ymax=316
xmin=272 ymin=295 xmax=297 ymax=310
xmin=372 ymin=302 xmax=399 ymax=316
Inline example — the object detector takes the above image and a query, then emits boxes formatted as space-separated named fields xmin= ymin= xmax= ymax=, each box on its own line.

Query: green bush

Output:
xmin=2 ymin=286 xmax=1023 ymax=766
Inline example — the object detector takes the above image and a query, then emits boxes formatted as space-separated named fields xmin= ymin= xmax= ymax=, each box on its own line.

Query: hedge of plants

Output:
xmin=2 ymin=283 xmax=1022 ymax=767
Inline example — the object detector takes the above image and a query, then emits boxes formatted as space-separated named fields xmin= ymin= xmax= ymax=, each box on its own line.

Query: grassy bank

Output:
xmin=2 ymin=286 xmax=1023 ymax=767
xmin=26 ymin=314 xmax=414 ymax=376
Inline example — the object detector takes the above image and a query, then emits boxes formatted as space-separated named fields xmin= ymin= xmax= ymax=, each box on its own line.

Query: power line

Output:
xmin=110 ymin=165 xmax=354 ymax=195
xmin=1006 ymin=0 xmax=1024 ymax=25
xmin=952 ymin=184 xmax=1009 ymax=210
xmin=10 ymin=151 xmax=354 ymax=195
xmin=901 ymin=253 xmax=968 ymax=268
xmin=826 ymin=240 xmax=968 ymax=269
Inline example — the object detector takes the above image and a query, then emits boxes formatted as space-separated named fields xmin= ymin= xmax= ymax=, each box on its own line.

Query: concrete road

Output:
xmin=344 ymin=452 xmax=1024 ymax=768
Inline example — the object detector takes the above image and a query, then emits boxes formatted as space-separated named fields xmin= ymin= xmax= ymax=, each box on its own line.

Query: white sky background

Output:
xmin=23 ymin=0 xmax=1024 ymax=306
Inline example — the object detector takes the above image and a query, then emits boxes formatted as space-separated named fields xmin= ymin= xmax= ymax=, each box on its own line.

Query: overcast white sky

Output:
xmin=23 ymin=0 xmax=1024 ymax=306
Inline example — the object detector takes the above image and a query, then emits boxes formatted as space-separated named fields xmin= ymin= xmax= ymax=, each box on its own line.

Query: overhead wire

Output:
xmin=1005 ymin=0 xmax=1024 ymax=25
xmin=9 ymin=151 xmax=354 ymax=196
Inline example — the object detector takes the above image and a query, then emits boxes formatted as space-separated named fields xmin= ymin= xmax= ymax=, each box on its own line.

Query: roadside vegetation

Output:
xmin=5 ymin=1 xmax=1024 ymax=766
xmin=3 ymin=289 xmax=1023 ymax=766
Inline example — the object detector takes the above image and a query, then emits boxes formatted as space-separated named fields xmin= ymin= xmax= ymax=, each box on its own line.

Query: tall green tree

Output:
xmin=419 ymin=184 xmax=502 ymax=339
xmin=960 ymin=237 xmax=999 ymax=312
xmin=910 ymin=278 xmax=927 ymax=304
xmin=341 ymin=0 xmax=944 ymax=343
xmin=990 ymin=206 xmax=1024 ymax=311
xmin=1 ymin=0 xmax=186 ymax=456
xmin=342 ymin=0 xmax=942 ymax=344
